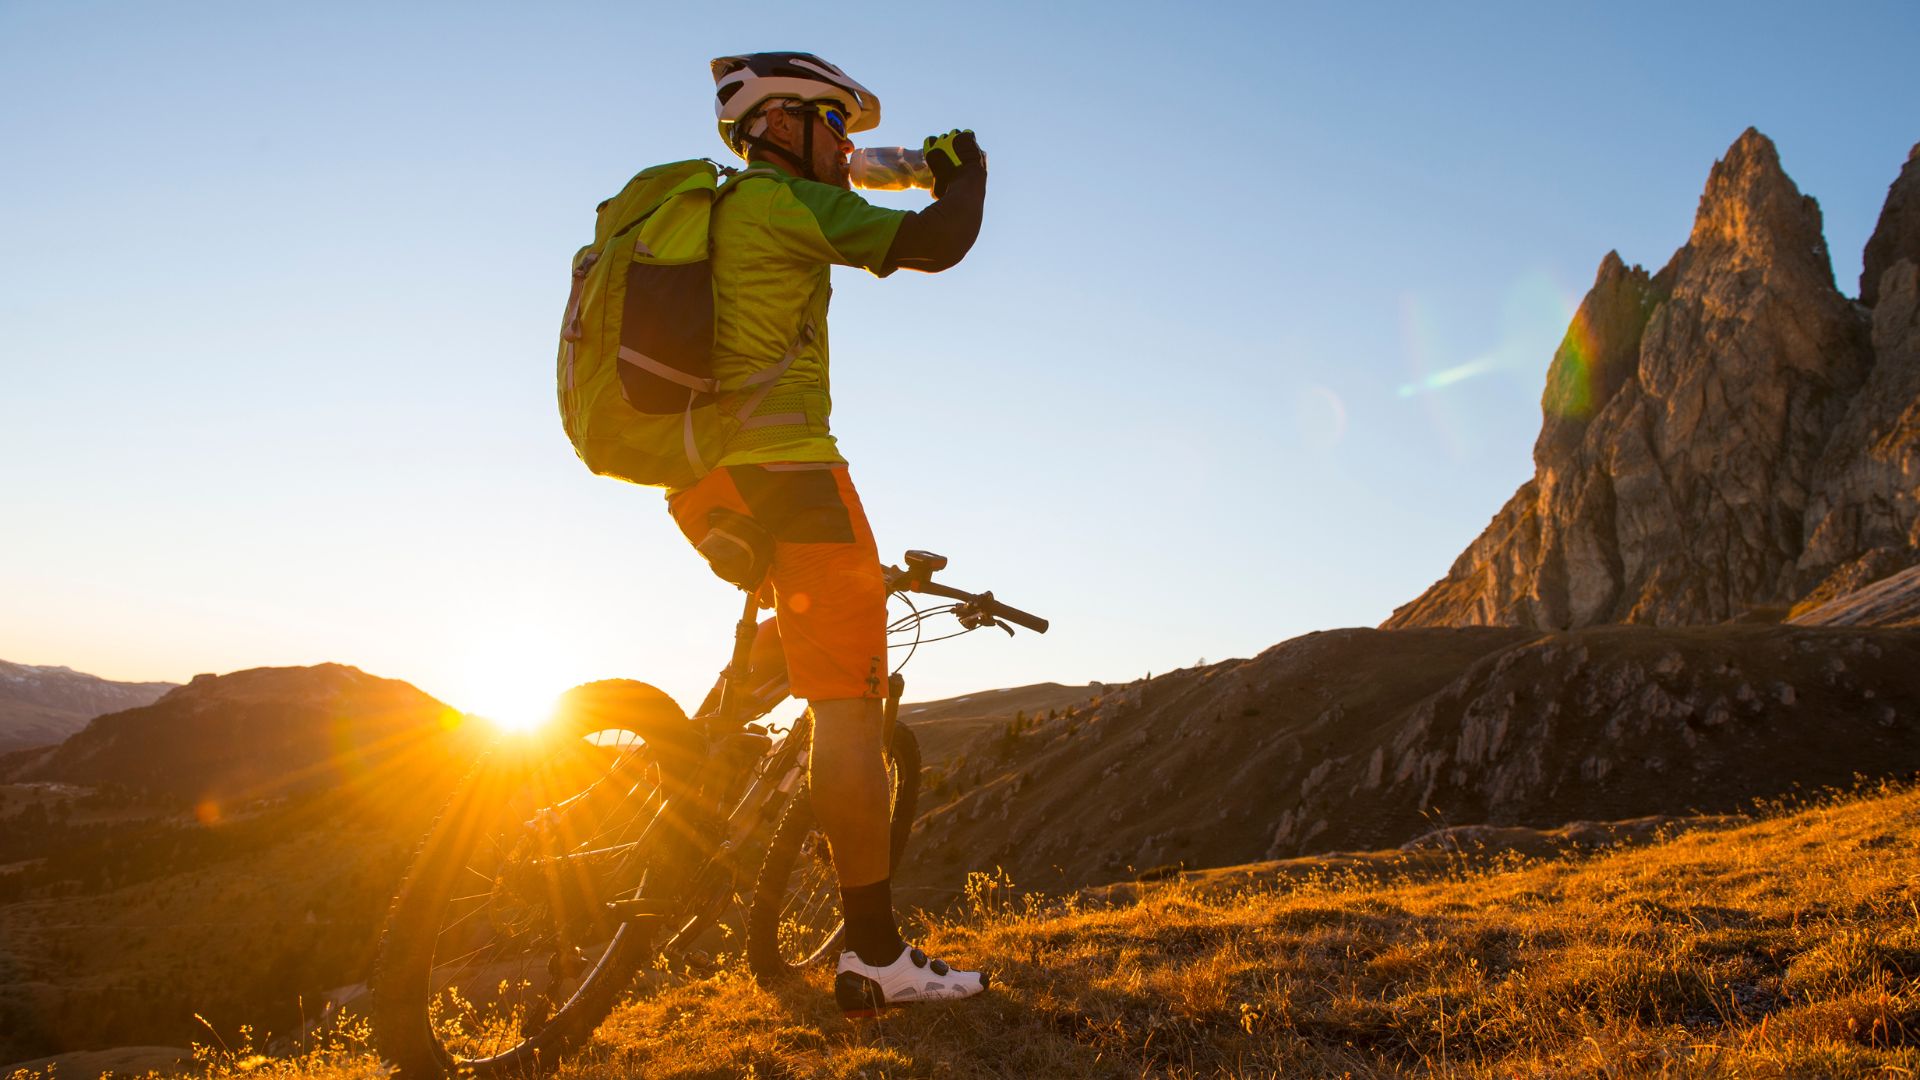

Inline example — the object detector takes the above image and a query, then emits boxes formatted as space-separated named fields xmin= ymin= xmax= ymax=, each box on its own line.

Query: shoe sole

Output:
xmin=835 ymin=971 xmax=885 ymax=1018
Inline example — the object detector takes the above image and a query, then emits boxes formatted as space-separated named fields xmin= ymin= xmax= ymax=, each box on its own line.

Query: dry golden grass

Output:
xmin=544 ymin=781 xmax=1920 ymax=1077
xmin=31 ymin=782 xmax=1920 ymax=1079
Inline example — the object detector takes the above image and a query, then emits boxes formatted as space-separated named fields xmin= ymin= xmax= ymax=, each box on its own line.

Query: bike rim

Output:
xmin=774 ymin=827 xmax=844 ymax=966
xmin=420 ymin=741 xmax=664 ymax=1063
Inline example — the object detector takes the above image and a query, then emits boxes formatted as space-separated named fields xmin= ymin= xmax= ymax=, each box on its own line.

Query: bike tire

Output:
xmin=745 ymin=721 xmax=920 ymax=982
xmin=371 ymin=680 xmax=700 ymax=1079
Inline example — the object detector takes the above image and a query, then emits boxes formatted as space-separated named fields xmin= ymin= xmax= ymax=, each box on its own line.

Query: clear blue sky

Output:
xmin=3 ymin=1 xmax=1916 ymax=722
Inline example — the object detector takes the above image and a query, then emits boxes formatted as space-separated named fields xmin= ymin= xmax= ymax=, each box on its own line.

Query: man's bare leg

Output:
xmin=812 ymin=696 xmax=990 ymax=1010
xmin=808 ymin=697 xmax=891 ymax=886
xmin=808 ymin=696 xmax=906 ymax=965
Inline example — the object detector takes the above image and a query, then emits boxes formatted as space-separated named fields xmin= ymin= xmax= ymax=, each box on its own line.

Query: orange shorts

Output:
xmin=669 ymin=464 xmax=888 ymax=701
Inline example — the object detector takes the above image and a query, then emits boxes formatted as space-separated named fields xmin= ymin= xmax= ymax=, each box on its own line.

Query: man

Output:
xmin=668 ymin=52 xmax=988 ymax=1015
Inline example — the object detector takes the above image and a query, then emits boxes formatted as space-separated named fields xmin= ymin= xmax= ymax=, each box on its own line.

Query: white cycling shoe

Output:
xmin=833 ymin=945 xmax=989 ymax=1017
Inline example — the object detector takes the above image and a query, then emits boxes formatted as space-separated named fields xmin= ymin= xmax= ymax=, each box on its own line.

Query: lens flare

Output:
xmin=1543 ymin=301 xmax=1603 ymax=421
xmin=1396 ymin=272 xmax=1580 ymax=456
xmin=1396 ymin=358 xmax=1498 ymax=399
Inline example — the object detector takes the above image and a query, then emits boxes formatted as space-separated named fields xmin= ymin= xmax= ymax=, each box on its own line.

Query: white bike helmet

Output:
xmin=711 ymin=52 xmax=881 ymax=159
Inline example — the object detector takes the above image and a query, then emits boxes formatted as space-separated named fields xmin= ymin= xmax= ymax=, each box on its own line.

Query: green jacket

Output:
xmin=709 ymin=164 xmax=908 ymax=467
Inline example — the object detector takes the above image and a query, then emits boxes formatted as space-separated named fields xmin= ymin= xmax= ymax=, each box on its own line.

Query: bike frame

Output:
xmin=589 ymin=585 xmax=904 ymax=957
xmin=523 ymin=551 xmax=1045 ymax=963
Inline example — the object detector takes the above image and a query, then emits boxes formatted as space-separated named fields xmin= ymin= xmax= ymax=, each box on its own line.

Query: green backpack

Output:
xmin=557 ymin=159 xmax=799 ymax=489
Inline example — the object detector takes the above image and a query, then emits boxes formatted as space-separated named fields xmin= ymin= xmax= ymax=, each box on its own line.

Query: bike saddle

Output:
xmin=698 ymin=508 xmax=774 ymax=590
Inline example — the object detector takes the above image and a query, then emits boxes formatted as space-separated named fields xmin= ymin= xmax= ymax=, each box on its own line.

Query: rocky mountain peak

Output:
xmin=1388 ymin=130 xmax=1912 ymax=631
xmin=1861 ymin=140 xmax=1920 ymax=306
xmin=1679 ymin=128 xmax=1834 ymax=290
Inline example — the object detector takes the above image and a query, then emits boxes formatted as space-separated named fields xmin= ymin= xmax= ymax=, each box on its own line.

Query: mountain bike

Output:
xmin=371 ymin=547 xmax=1046 ymax=1078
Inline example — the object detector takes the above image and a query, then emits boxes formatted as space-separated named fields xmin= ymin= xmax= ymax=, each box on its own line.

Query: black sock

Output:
xmin=840 ymin=877 xmax=905 ymax=966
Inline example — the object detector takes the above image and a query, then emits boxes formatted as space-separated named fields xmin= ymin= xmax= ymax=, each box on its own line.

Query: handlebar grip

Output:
xmin=904 ymin=578 xmax=1049 ymax=633
xmin=985 ymin=598 xmax=1049 ymax=634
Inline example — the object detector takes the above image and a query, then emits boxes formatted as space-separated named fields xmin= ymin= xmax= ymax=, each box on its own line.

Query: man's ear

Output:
xmin=760 ymin=105 xmax=795 ymax=143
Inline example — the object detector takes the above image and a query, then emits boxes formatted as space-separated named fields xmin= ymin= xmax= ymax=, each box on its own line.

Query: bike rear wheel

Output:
xmin=371 ymin=680 xmax=700 ymax=1079
xmin=746 ymin=721 xmax=920 ymax=981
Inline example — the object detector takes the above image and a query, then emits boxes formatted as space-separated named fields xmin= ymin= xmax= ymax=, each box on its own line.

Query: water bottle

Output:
xmin=848 ymin=147 xmax=933 ymax=191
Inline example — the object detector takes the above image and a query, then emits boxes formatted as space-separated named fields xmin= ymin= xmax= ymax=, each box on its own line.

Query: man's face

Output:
xmin=810 ymin=112 xmax=853 ymax=189
xmin=761 ymin=101 xmax=853 ymax=188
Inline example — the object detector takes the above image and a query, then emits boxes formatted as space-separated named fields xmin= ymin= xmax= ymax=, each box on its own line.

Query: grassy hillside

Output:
xmin=0 ymin=799 xmax=432 ymax=1063
xmin=900 ymin=682 xmax=1104 ymax=765
xmin=906 ymin=625 xmax=1920 ymax=898
xmin=0 ymin=665 xmax=491 ymax=1064
xmin=53 ymin=781 xmax=1919 ymax=1079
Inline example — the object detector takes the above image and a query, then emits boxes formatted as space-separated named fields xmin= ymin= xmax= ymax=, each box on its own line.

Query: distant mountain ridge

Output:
xmin=0 ymin=660 xmax=176 ymax=752
xmin=2 ymin=663 xmax=479 ymax=806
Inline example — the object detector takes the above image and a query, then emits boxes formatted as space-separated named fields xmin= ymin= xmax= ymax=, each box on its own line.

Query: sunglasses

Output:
xmin=783 ymin=101 xmax=849 ymax=141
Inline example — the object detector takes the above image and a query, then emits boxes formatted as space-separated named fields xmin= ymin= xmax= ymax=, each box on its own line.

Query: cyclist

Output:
xmin=670 ymin=52 xmax=989 ymax=1014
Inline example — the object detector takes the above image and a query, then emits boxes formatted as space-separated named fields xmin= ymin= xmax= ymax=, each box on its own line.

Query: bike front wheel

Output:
xmin=746 ymin=721 xmax=920 ymax=981
xmin=371 ymin=680 xmax=701 ymax=1079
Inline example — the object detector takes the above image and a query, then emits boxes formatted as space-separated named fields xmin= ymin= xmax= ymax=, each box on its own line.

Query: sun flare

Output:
xmin=463 ymin=675 xmax=562 ymax=733
xmin=480 ymin=702 xmax=557 ymax=734
xmin=438 ymin=628 xmax=581 ymax=735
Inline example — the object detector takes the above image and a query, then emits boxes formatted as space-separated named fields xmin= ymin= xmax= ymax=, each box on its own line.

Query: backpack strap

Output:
xmin=729 ymin=321 xmax=816 ymax=428
xmin=717 ymin=167 xmax=779 ymax=199
xmin=681 ymin=324 xmax=814 ymax=478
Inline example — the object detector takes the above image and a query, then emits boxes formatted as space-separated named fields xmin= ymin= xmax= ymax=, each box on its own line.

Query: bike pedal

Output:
xmin=834 ymin=971 xmax=886 ymax=1018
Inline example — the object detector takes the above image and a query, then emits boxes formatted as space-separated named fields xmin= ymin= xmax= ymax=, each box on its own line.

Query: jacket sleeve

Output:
xmin=881 ymin=166 xmax=987 ymax=274
xmin=778 ymin=180 xmax=910 ymax=276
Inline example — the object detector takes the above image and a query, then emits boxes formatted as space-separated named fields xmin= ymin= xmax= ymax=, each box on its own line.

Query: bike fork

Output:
xmin=715 ymin=589 xmax=762 ymax=730
xmin=884 ymin=671 xmax=903 ymax=743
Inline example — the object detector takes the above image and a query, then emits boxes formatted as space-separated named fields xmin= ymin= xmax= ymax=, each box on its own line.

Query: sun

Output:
xmin=473 ymin=690 xmax=561 ymax=734
xmin=438 ymin=629 xmax=577 ymax=734
xmin=456 ymin=668 xmax=563 ymax=733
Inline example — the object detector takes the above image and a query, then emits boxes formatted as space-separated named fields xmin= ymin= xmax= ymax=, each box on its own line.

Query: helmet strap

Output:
xmin=740 ymin=131 xmax=814 ymax=181
xmin=735 ymin=103 xmax=820 ymax=182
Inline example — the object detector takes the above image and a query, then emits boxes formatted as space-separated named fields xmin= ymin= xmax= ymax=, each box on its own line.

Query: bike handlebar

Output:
xmin=883 ymin=560 xmax=1050 ymax=634
xmin=915 ymin=581 xmax=1050 ymax=634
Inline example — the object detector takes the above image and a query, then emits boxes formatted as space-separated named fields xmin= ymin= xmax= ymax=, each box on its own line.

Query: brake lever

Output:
xmin=954 ymin=602 xmax=1016 ymax=636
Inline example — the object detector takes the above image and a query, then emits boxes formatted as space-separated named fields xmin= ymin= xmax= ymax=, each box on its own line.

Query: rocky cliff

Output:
xmin=1387 ymin=131 xmax=1920 ymax=630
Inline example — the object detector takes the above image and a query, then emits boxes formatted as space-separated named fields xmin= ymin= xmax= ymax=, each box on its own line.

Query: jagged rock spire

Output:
xmin=1680 ymin=128 xmax=1836 ymax=288
xmin=1861 ymin=141 xmax=1920 ymax=306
